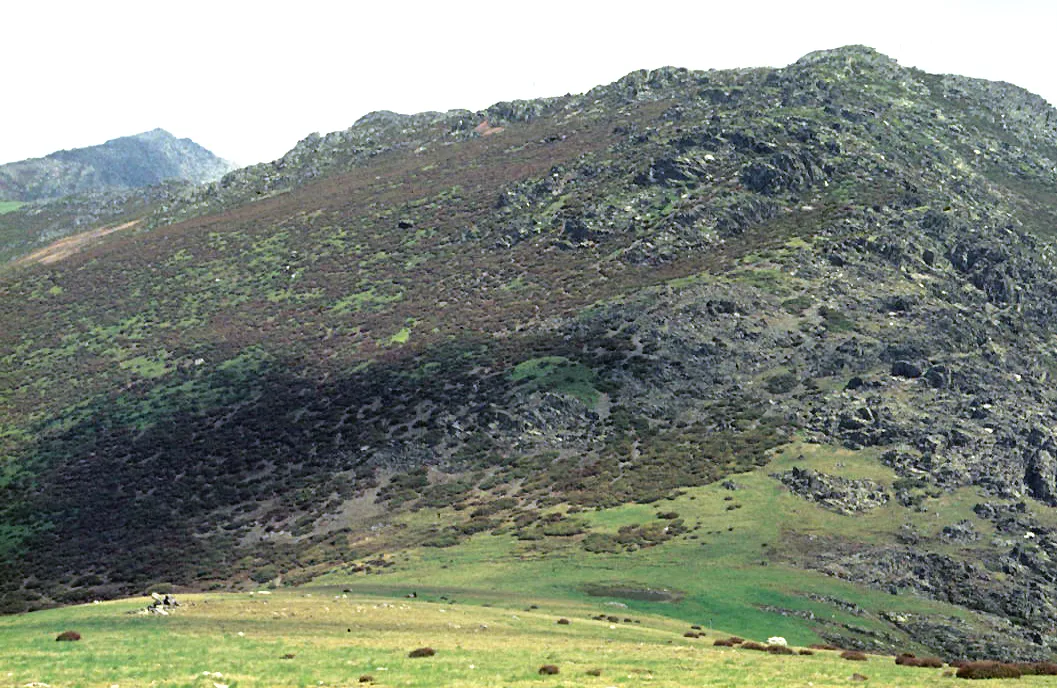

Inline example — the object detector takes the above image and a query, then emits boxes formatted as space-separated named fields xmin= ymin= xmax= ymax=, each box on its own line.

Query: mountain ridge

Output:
xmin=0 ymin=128 xmax=235 ymax=202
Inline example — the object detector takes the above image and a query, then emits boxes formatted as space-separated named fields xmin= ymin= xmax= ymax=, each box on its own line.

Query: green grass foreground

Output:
xmin=0 ymin=201 xmax=22 ymax=215
xmin=0 ymin=589 xmax=1025 ymax=688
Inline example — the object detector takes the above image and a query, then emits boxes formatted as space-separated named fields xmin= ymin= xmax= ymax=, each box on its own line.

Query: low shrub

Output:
xmin=1020 ymin=662 xmax=1057 ymax=676
xmin=56 ymin=631 xmax=81 ymax=642
xmin=799 ymin=649 xmax=815 ymax=656
xmin=585 ymin=668 xmax=601 ymax=676
xmin=582 ymin=533 xmax=622 ymax=553
xmin=556 ymin=618 xmax=570 ymax=625
xmin=358 ymin=675 xmax=373 ymax=683
xmin=809 ymin=643 xmax=841 ymax=651
xmin=764 ymin=372 xmax=800 ymax=394
xmin=538 ymin=664 xmax=559 ymax=675
xmin=955 ymin=661 xmax=1022 ymax=679
xmin=714 ymin=638 xmax=735 ymax=647
xmin=408 ymin=647 xmax=436 ymax=658
xmin=896 ymin=654 xmax=944 ymax=668
xmin=539 ymin=517 xmax=586 ymax=537
xmin=768 ymin=645 xmax=795 ymax=655
xmin=841 ymin=651 xmax=868 ymax=661
xmin=741 ymin=641 xmax=769 ymax=651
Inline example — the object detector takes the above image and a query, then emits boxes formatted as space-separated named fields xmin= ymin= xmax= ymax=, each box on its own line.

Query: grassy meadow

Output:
xmin=0 ymin=589 xmax=1021 ymax=688
xmin=0 ymin=201 xmax=21 ymax=215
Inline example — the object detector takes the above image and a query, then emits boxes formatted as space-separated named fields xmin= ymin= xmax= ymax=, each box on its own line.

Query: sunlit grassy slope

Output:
xmin=0 ymin=590 xmax=1025 ymax=688
xmin=304 ymin=443 xmax=999 ymax=649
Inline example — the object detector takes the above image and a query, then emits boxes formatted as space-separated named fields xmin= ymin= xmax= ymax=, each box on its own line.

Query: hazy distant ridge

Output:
xmin=0 ymin=129 xmax=235 ymax=202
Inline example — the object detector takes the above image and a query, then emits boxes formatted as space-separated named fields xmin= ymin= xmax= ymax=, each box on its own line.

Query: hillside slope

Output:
xmin=2 ymin=46 xmax=1057 ymax=659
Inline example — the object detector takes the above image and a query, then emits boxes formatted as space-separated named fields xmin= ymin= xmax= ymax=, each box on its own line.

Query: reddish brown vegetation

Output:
xmin=840 ymin=650 xmax=868 ymax=661
xmin=896 ymin=653 xmax=944 ymax=668
xmin=1022 ymin=662 xmax=1057 ymax=675
xmin=55 ymin=630 xmax=81 ymax=641
xmin=538 ymin=664 xmax=560 ymax=675
xmin=408 ymin=647 xmax=436 ymax=658
xmin=955 ymin=661 xmax=1023 ymax=679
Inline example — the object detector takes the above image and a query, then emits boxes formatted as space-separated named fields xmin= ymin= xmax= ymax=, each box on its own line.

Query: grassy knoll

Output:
xmin=0 ymin=201 xmax=22 ymax=215
xmin=0 ymin=590 xmax=1015 ymax=687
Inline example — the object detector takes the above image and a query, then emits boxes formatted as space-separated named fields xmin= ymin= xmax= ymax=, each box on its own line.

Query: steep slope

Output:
xmin=2 ymin=46 xmax=1057 ymax=659
xmin=0 ymin=129 xmax=234 ymax=202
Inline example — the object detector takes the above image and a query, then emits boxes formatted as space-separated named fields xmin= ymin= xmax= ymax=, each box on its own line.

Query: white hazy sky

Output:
xmin=2 ymin=0 xmax=1054 ymax=167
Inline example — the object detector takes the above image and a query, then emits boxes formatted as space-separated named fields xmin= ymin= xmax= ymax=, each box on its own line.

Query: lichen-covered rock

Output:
xmin=775 ymin=467 xmax=889 ymax=514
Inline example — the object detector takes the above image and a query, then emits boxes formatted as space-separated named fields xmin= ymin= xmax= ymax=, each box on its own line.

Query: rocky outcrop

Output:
xmin=775 ymin=467 xmax=889 ymax=514
xmin=882 ymin=612 xmax=1051 ymax=663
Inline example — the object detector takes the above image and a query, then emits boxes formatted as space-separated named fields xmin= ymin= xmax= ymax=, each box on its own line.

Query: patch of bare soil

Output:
xmin=15 ymin=220 xmax=141 ymax=266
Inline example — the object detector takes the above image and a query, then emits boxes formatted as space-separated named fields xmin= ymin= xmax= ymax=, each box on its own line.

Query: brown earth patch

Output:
xmin=15 ymin=220 xmax=141 ymax=266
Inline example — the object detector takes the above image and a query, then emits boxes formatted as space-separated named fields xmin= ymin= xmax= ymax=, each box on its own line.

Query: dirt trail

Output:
xmin=15 ymin=220 xmax=141 ymax=266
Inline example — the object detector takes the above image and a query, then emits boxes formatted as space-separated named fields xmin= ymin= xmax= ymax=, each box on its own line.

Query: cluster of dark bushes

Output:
xmin=713 ymin=636 xmax=745 ymax=647
xmin=733 ymin=640 xmax=796 ymax=655
xmin=953 ymin=660 xmax=1057 ymax=679
xmin=895 ymin=653 xmax=944 ymax=668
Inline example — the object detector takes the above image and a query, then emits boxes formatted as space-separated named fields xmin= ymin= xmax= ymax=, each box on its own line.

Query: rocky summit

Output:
xmin=2 ymin=45 xmax=1057 ymax=660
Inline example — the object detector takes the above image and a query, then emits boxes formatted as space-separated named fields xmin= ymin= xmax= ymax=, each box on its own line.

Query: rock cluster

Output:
xmin=775 ymin=467 xmax=889 ymax=513
xmin=133 ymin=592 xmax=181 ymax=616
